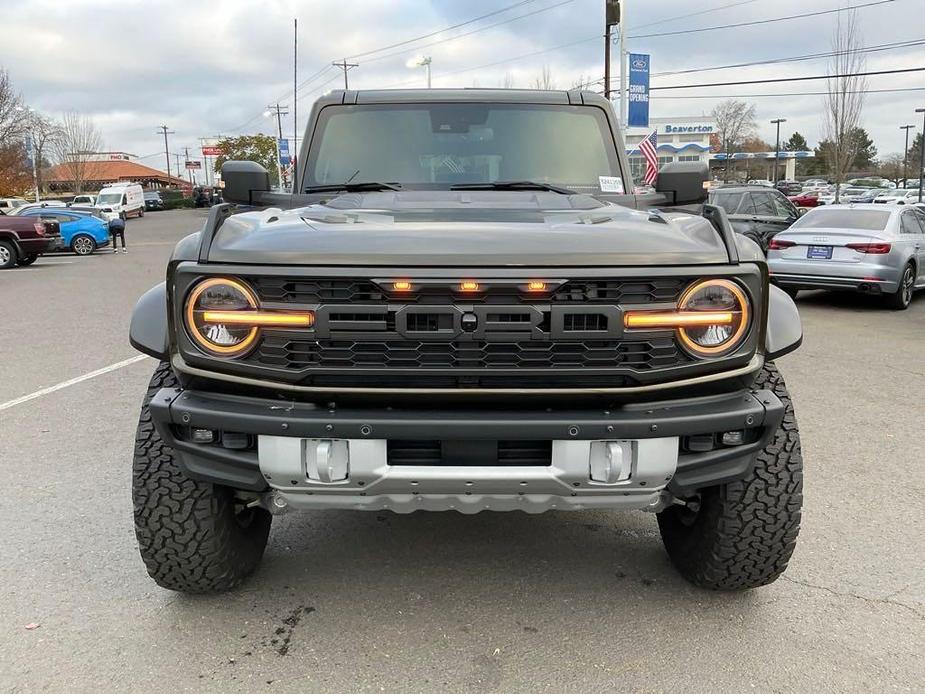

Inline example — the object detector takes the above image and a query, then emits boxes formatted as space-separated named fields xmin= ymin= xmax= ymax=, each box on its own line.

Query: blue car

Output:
xmin=18 ymin=208 xmax=110 ymax=255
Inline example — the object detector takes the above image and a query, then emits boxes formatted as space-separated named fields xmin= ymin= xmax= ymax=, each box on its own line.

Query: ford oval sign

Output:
xmin=632 ymin=57 xmax=647 ymax=69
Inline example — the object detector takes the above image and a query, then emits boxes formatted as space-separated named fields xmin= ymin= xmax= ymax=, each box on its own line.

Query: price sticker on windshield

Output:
xmin=598 ymin=176 xmax=624 ymax=193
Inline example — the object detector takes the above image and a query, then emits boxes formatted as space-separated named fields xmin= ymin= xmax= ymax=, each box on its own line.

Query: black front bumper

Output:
xmin=149 ymin=385 xmax=784 ymax=496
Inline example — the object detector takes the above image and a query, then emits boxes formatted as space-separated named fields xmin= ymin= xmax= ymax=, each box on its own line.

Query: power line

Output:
xmin=358 ymin=0 xmax=573 ymax=66
xmin=651 ymin=38 xmax=925 ymax=78
xmin=345 ymin=0 xmax=538 ymax=60
xmin=628 ymin=0 xmax=898 ymax=40
xmin=225 ymin=0 xmax=552 ymax=133
xmin=649 ymin=66 xmax=925 ymax=91
xmin=633 ymin=0 xmax=761 ymax=30
xmin=155 ymin=125 xmax=174 ymax=178
xmin=646 ymin=86 xmax=925 ymax=99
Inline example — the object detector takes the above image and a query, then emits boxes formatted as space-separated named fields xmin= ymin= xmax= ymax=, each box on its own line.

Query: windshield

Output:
xmin=144 ymin=192 xmax=160 ymax=199
xmin=305 ymin=103 xmax=622 ymax=194
xmin=793 ymin=209 xmax=890 ymax=231
xmin=97 ymin=193 xmax=122 ymax=204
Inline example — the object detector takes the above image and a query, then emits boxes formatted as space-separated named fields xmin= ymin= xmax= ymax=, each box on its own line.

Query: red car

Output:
xmin=788 ymin=191 xmax=822 ymax=207
xmin=0 ymin=210 xmax=57 ymax=268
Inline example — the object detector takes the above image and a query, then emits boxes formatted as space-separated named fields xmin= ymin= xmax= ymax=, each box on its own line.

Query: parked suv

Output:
xmin=129 ymin=89 xmax=804 ymax=594
xmin=709 ymin=186 xmax=802 ymax=251
xmin=0 ymin=209 xmax=56 ymax=268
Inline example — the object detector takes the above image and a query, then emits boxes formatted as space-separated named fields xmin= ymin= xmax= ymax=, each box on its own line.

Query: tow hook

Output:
xmin=253 ymin=490 xmax=291 ymax=515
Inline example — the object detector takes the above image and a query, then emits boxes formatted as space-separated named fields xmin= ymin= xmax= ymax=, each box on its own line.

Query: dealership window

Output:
xmin=678 ymin=155 xmax=701 ymax=162
xmin=625 ymin=135 xmax=643 ymax=145
xmin=678 ymin=134 xmax=705 ymax=143
xmin=658 ymin=156 xmax=673 ymax=165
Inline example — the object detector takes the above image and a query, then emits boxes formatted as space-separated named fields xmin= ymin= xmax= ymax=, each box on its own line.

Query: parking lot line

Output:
xmin=0 ymin=354 xmax=150 ymax=412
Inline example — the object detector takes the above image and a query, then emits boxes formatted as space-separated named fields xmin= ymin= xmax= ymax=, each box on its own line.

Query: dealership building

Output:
xmin=625 ymin=117 xmax=715 ymax=181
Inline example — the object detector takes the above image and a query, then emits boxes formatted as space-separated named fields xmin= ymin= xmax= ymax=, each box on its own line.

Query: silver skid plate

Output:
xmin=258 ymin=436 xmax=678 ymax=514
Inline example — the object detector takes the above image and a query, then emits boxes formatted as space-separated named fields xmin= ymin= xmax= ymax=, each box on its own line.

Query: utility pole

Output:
xmin=771 ymin=118 xmax=787 ymax=183
xmin=604 ymin=1 xmax=625 ymax=121
xmin=266 ymin=103 xmax=290 ymax=188
xmin=618 ymin=1 xmax=627 ymax=125
xmin=293 ymin=18 xmax=298 ymax=192
xmin=916 ymin=108 xmax=925 ymax=203
xmin=183 ymin=147 xmax=193 ymax=186
xmin=156 ymin=125 xmax=174 ymax=179
xmin=332 ymin=58 xmax=358 ymax=89
xmin=900 ymin=124 xmax=915 ymax=188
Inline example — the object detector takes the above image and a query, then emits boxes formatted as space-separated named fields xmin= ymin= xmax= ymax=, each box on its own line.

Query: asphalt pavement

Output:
xmin=0 ymin=209 xmax=922 ymax=692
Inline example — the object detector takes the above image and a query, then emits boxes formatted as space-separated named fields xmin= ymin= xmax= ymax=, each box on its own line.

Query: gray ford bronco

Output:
xmin=129 ymin=89 xmax=803 ymax=593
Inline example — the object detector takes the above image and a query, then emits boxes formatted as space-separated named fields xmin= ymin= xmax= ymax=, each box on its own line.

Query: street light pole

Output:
xmin=771 ymin=118 xmax=786 ymax=183
xmin=900 ymin=124 xmax=915 ymax=189
xmin=407 ymin=56 xmax=432 ymax=88
xmin=917 ymin=109 xmax=925 ymax=203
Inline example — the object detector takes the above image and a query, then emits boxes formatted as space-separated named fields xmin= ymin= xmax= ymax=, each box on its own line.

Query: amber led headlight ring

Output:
xmin=624 ymin=278 xmax=750 ymax=358
xmin=184 ymin=277 xmax=315 ymax=357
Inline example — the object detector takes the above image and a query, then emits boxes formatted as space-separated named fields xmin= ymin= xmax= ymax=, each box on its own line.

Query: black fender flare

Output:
xmin=765 ymin=284 xmax=802 ymax=360
xmin=129 ymin=282 xmax=169 ymax=359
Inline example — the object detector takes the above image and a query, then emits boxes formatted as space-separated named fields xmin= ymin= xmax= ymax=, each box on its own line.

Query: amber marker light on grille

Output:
xmin=459 ymin=281 xmax=480 ymax=292
xmin=527 ymin=281 xmax=547 ymax=291
xmin=201 ymin=310 xmax=315 ymax=327
xmin=392 ymin=280 xmax=413 ymax=291
xmin=624 ymin=311 xmax=734 ymax=329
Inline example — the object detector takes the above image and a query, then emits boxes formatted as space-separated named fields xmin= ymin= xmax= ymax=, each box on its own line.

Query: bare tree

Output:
xmin=52 ymin=111 xmax=102 ymax=193
xmin=501 ymin=73 xmax=516 ymax=89
xmin=0 ymin=69 xmax=27 ymax=147
xmin=531 ymin=65 xmax=555 ymax=90
xmin=570 ymin=74 xmax=595 ymax=90
xmin=823 ymin=9 xmax=866 ymax=202
xmin=28 ymin=113 xmax=62 ymax=193
xmin=877 ymin=153 xmax=905 ymax=185
xmin=711 ymin=99 xmax=757 ymax=182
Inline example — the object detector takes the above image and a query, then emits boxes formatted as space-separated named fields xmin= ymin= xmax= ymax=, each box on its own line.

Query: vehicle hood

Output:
xmin=207 ymin=191 xmax=728 ymax=266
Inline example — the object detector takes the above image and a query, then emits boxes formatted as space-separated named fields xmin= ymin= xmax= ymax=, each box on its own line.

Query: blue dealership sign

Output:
xmin=628 ymin=53 xmax=650 ymax=128
xmin=279 ymin=138 xmax=291 ymax=167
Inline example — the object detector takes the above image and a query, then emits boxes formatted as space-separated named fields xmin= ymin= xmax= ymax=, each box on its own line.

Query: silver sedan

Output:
xmin=767 ymin=204 xmax=925 ymax=310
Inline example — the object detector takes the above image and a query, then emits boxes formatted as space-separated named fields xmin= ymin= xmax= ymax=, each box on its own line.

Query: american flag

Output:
xmin=639 ymin=130 xmax=659 ymax=185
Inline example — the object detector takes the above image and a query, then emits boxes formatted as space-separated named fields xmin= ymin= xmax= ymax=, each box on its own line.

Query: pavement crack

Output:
xmin=781 ymin=575 xmax=925 ymax=621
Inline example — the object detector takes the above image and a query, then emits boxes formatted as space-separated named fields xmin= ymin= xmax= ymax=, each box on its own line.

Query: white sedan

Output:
xmin=872 ymin=189 xmax=923 ymax=205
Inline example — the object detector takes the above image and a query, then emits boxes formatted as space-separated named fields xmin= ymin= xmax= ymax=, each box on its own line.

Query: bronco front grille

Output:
xmin=248 ymin=277 xmax=686 ymax=305
xmin=252 ymin=337 xmax=684 ymax=371
xmin=174 ymin=273 xmax=755 ymax=389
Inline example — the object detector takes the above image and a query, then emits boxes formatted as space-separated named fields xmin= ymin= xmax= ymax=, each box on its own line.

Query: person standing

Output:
xmin=110 ymin=216 xmax=127 ymax=253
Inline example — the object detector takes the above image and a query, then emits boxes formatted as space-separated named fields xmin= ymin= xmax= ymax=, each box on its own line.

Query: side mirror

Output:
xmin=221 ymin=160 xmax=270 ymax=205
xmin=655 ymin=162 xmax=710 ymax=206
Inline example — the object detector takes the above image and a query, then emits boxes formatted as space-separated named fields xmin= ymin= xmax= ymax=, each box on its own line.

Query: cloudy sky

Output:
xmin=1 ymin=0 xmax=922 ymax=175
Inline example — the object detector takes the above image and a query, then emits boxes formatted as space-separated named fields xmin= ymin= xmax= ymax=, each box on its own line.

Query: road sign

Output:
xmin=185 ymin=160 xmax=202 ymax=170
xmin=201 ymin=146 xmax=222 ymax=156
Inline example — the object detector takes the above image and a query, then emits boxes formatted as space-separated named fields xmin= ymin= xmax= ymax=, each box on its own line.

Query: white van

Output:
xmin=95 ymin=183 xmax=145 ymax=219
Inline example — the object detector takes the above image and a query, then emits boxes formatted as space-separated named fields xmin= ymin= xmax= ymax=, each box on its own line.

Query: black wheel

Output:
xmin=71 ymin=234 xmax=96 ymax=256
xmin=139 ymin=208 xmax=144 ymax=217
xmin=885 ymin=263 xmax=915 ymax=310
xmin=17 ymin=254 xmax=39 ymax=266
xmin=133 ymin=362 xmax=272 ymax=593
xmin=657 ymin=362 xmax=803 ymax=590
xmin=0 ymin=240 xmax=17 ymax=269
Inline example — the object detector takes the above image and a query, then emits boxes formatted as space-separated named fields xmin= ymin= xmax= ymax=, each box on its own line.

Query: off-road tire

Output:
xmin=885 ymin=263 xmax=915 ymax=311
xmin=133 ymin=362 xmax=271 ymax=593
xmin=657 ymin=362 xmax=803 ymax=590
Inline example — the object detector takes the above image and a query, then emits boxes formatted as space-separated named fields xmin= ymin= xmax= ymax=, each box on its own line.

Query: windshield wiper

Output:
xmin=303 ymin=181 xmax=403 ymax=193
xmin=450 ymin=180 xmax=576 ymax=195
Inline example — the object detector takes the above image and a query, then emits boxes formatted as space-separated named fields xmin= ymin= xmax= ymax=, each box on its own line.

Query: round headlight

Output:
xmin=677 ymin=279 xmax=750 ymax=356
xmin=185 ymin=278 xmax=259 ymax=356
